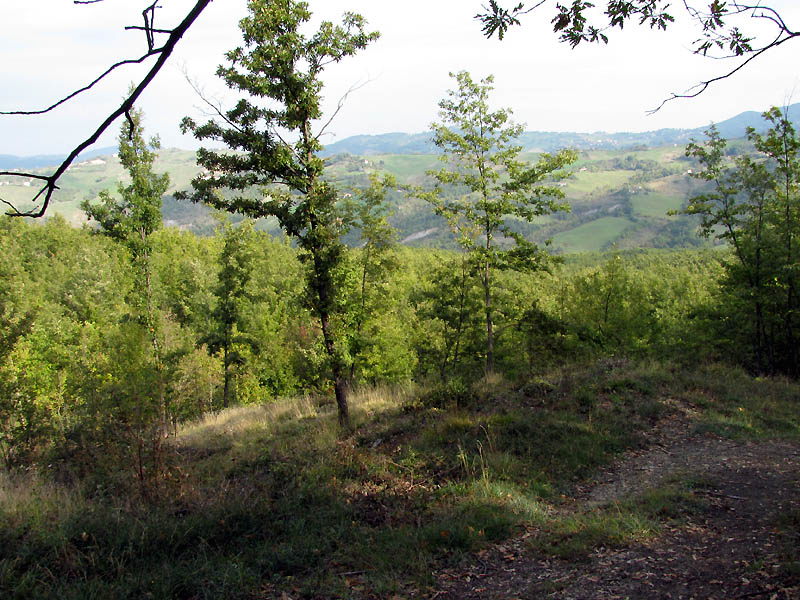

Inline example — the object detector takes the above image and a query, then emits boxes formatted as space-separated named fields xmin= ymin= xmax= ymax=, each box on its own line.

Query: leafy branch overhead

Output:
xmin=476 ymin=1 xmax=799 ymax=109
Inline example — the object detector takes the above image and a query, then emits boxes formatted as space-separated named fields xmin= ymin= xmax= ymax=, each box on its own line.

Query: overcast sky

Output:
xmin=2 ymin=0 xmax=800 ymax=156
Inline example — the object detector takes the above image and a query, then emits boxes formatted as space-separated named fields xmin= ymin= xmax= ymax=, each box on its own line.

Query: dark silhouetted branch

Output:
xmin=476 ymin=2 xmax=797 ymax=111
xmin=1 ymin=0 xmax=213 ymax=218
xmin=647 ymin=34 xmax=797 ymax=113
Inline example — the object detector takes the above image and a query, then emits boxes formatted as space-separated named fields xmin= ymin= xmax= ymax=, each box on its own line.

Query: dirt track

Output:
xmin=430 ymin=409 xmax=800 ymax=599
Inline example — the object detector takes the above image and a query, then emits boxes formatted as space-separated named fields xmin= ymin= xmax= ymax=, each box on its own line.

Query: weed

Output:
xmin=420 ymin=377 xmax=473 ymax=409
xmin=529 ymin=478 xmax=709 ymax=560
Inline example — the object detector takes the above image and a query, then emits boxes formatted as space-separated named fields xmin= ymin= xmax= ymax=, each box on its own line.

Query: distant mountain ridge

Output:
xmin=320 ymin=103 xmax=800 ymax=156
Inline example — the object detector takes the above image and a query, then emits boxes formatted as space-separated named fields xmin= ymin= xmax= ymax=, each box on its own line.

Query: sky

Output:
xmin=2 ymin=0 xmax=800 ymax=156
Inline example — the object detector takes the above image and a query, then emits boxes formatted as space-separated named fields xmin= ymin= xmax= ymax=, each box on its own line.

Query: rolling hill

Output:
xmin=0 ymin=145 xmax=706 ymax=253
xmin=5 ymin=102 xmax=789 ymax=252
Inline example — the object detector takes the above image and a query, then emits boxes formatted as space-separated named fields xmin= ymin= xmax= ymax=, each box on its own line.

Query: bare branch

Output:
xmin=479 ymin=2 xmax=797 ymax=109
xmin=126 ymin=26 xmax=172 ymax=34
xmin=315 ymin=77 xmax=375 ymax=141
xmin=0 ymin=53 xmax=163 ymax=117
xmin=1 ymin=2 xmax=171 ymax=117
xmin=269 ymin=124 xmax=304 ymax=165
xmin=647 ymin=33 xmax=797 ymax=114
xmin=0 ymin=0 xmax=211 ymax=218
xmin=0 ymin=172 xmax=50 ymax=182
xmin=647 ymin=1 xmax=800 ymax=112
xmin=142 ymin=1 xmax=159 ymax=52
xmin=1 ymin=0 xmax=213 ymax=217
xmin=125 ymin=110 xmax=135 ymax=140
xmin=180 ymin=67 xmax=247 ymax=135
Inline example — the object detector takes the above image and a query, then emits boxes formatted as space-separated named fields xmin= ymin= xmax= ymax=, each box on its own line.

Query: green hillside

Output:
xmin=552 ymin=217 xmax=634 ymax=253
xmin=1 ymin=145 xmax=708 ymax=252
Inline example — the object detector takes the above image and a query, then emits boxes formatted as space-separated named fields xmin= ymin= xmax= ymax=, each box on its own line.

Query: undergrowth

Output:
xmin=528 ymin=475 xmax=711 ymax=560
xmin=1 ymin=362 xmax=797 ymax=598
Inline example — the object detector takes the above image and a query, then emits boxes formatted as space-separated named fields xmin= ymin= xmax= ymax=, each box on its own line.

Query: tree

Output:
xmin=340 ymin=174 xmax=399 ymax=383
xmin=476 ymin=1 xmax=798 ymax=109
xmin=204 ymin=215 xmax=257 ymax=409
xmin=417 ymin=71 xmax=576 ymax=374
xmin=682 ymin=108 xmax=799 ymax=375
xmin=178 ymin=0 xmax=379 ymax=428
xmin=568 ymin=249 xmax=658 ymax=355
xmin=81 ymin=106 xmax=171 ymax=425
xmin=413 ymin=252 xmax=484 ymax=379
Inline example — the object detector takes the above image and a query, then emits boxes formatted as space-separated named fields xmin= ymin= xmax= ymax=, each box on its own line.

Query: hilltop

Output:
xmin=319 ymin=102 xmax=800 ymax=156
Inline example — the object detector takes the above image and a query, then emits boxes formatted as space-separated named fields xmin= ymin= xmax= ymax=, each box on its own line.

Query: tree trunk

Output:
xmin=333 ymin=374 xmax=350 ymax=430
xmin=222 ymin=344 xmax=231 ymax=409
xmin=142 ymin=241 xmax=168 ymax=435
xmin=311 ymin=238 xmax=350 ymax=430
xmin=451 ymin=255 xmax=470 ymax=377
xmin=484 ymin=258 xmax=494 ymax=374
xmin=350 ymin=245 xmax=371 ymax=383
xmin=320 ymin=308 xmax=350 ymax=430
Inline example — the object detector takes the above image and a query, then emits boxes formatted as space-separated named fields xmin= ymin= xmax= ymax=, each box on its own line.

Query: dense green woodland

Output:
xmin=4 ymin=210 xmax=799 ymax=597
xmin=0 ymin=213 xmax=736 ymax=468
xmin=2 ymin=110 xmax=797 ymax=466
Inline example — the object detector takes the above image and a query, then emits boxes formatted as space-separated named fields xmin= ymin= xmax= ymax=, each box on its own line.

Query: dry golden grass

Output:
xmin=176 ymin=383 xmax=417 ymax=453
xmin=0 ymin=470 xmax=86 ymax=527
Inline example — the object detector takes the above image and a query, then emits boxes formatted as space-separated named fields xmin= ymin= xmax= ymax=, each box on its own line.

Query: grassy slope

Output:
xmin=631 ymin=191 xmax=683 ymax=219
xmin=1 ymin=362 xmax=797 ymax=599
xmin=1 ymin=145 xmax=701 ymax=252
xmin=553 ymin=217 xmax=635 ymax=252
xmin=564 ymin=170 xmax=635 ymax=198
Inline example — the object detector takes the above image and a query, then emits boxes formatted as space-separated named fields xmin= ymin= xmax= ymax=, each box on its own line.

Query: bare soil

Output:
xmin=428 ymin=404 xmax=800 ymax=599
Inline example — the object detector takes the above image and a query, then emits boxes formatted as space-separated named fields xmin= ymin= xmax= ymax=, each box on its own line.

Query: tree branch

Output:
xmin=477 ymin=2 xmax=797 ymax=111
xmin=1 ymin=0 xmax=213 ymax=218
xmin=648 ymin=31 xmax=799 ymax=113
xmin=180 ymin=66 xmax=247 ymax=135
xmin=315 ymin=78 xmax=374 ymax=141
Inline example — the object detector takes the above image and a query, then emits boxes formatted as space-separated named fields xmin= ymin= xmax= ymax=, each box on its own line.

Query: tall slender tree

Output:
xmin=204 ymin=215 xmax=257 ymax=409
xmin=178 ymin=0 xmax=379 ymax=428
xmin=81 ymin=105 xmax=170 ymax=424
xmin=341 ymin=174 xmax=398 ymax=383
xmin=417 ymin=71 xmax=576 ymax=374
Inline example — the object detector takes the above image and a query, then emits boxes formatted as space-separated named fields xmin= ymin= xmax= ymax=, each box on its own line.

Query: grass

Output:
xmin=552 ymin=216 xmax=635 ymax=252
xmin=529 ymin=475 xmax=711 ymax=560
xmin=2 ymin=362 xmax=798 ymax=598
xmin=631 ymin=191 xmax=684 ymax=219
xmin=364 ymin=154 xmax=440 ymax=181
xmin=564 ymin=170 xmax=636 ymax=197
xmin=669 ymin=364 xmax=800 ymax=440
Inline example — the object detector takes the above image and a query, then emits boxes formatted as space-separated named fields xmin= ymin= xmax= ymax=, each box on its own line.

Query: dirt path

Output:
xmin=429 ymin=409 xmax=800 ymax=599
